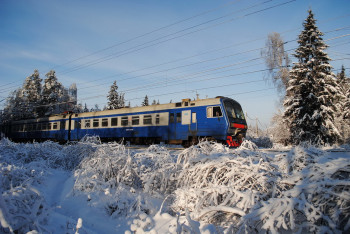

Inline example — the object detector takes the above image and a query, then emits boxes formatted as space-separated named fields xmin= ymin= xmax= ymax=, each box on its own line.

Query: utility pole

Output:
xmin=256 ymin=118 xmax=259 ymax=137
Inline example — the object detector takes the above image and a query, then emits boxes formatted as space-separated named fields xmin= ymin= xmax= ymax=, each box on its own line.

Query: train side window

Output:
xmin=156 ymin=114 xmax=160 ymax=124
xmin=102 ymin=118 xmax=108 ymax=127
xmin=176 ymin=113 xmax=181 ymax=123
xmin=143 ymin=115 xmax=152 ymax=125
xmin=192 ymin=112 xmax=197 ymax=123
xmin=121 ymin=117 xmax=128 ymax=126
xmin=207 ymin=106 xmax=222 ymax=118
xmin=84 ymin=119 xmax=91 ymax=128
xmin=53 ymin=122 xmax=58 ymax=130
xmin=111 ymin=117 xmax=118 ymax=126
xmin=170 ymin=113 xmax=175 ymax=123
xmin=77 ymin=120 xmax=81 ymax=129
xmin=132 ymin=116 xmax=139 ymax=125
xmin=93 ymin=119 xmax=99 ymax=128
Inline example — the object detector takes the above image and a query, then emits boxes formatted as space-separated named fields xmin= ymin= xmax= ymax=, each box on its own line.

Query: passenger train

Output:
xmin=1 ymin=96 xmax=247 ymax=147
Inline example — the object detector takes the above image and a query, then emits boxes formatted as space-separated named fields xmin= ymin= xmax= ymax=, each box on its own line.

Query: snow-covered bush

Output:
xmin=73 ymin=143 xmax=176 ymax=218
xmin=1 ymin=186 xmax=49 ymax=233
xmin=240 ymin=145 xmax=350 ymax=233
xmin=173 ymin=142 xmax=278 ymax=227
xmin=133 ymin=145 xmax=177 ymax=195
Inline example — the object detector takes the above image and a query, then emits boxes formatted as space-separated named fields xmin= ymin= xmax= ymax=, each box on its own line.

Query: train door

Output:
xmin=168 ymin=111 xmax=177 ymax=141
xmin=168 ymin=110 xmax=184 ymax=142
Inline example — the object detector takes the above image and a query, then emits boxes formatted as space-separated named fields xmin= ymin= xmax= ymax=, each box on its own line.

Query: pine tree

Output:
xmin=22 ymin=69 xmax=42 ymax=118
xmin=42 ymin=70 xmax=64 ymax=115
xmin=2 ymin=88 xmax=27 ymax=121
xmin=107 ymin=81 xmax=120 ymax=110
xmin=83 ymin=103 xmax=89 ymax=112
xmin=283 ymin=10 xmax=341 ymax=145
xmin=336 ymin=66 xmax=350 ymax=142
xmin=142 ymin=95 xmax=149 ymax=106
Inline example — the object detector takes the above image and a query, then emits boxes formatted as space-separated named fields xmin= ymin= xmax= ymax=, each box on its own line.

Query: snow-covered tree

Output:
xmin=41 ymin=70 xmax=65 ymax=115
xmin=21 ymin=70 xmax=42 ymax=117
xmin=118 ymin=92 xmax=125 ymax=108
xmin=1 ymin=89 xmax=27 ymax=121
xmin=142 ymin=95 xmax=149 ymax=106
xmin=283 ymin=10 xmax=341 ymax=145
xmin=261 ymin=32 xmax=290 ymax=98
xmin=336 ymin=65 xmax=350 ymax=142
xmin=91 ymin=104 xmax=101 ymax=112
xmin=107 ymin=81 xmax=124 ymax=110
xmin=152 ymin=99 xmax=157 ymax=105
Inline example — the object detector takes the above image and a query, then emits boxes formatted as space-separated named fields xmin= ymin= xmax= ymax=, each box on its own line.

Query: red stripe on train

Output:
xmin=231 ymin=123 xmax=247 ymax=129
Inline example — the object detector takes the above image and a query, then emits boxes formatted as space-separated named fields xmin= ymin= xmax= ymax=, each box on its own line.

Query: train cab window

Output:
xmin=143 ymin=115 xmax=152 ymax=125
xmin=213 ymin=107 xmax=222 ymax=117
xmin=121 ymin=117 xmax=128 ymax=126
xmin=207 ymin=106 xmax=223 ymax=118
xmin=102 ymin=118 xmax=108 ymax=127
xmin=156 ymin=114 xmax=160 ymax=124
xmin=53 ymin=122 xmax=58 ymax=130
xmin=84 ymin=120 xmax=91 ymax=128
xmin=175 ymin=102 xmax=182 ymax=107
xmin=132 ymin=116 xmax=139 ymax=125
xmin=184 ymin=102 xmax=189 ymax=106
xmin=176 ymin=113 xmax=181 ymax=123
xmin=111 ymin=117 xmax=118 ymax=126
xmin=224 ymin=100 xmax=245 ymax=121
xmin=93 ymin=119 xmax=99 ymax=128
xmin=170 ymin=113 xmax=175 ymax=123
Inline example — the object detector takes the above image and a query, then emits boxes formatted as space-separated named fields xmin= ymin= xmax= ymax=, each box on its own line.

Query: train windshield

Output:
xmin=224 ymin=100 xmax=245 ymax=121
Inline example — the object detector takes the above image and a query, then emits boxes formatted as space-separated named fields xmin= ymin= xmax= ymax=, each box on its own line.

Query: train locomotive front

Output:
xmin=221 ymin=97 xmax=247 ymax=147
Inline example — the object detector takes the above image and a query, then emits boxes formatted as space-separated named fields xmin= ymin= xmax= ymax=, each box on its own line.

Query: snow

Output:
xmin=0 ymin=137 xmax=349 ymax=233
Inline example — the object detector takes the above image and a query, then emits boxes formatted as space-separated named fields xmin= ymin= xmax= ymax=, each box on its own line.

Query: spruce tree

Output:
xmin=42 ymin=70 xmax=64 ymax=115
xmin=283 ymin=10 xmax=340 ymax=145
xmin=142 ymin=95 xmax=149 ymax=106
xmin=107 ymin=81 xmax=120 ymax=110
xmin=22 ymin=69 xmax=42 ymax=118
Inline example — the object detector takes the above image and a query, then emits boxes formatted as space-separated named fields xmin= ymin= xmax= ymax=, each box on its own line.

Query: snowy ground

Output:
xmin=0 ymin=137 xmax=349 ymax=233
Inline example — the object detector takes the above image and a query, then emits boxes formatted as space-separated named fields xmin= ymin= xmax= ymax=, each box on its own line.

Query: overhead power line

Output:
xmin=58 ymin=0 xmax=296 ymax=75
xmin=51 ymin=0 xmax=243 ymax=71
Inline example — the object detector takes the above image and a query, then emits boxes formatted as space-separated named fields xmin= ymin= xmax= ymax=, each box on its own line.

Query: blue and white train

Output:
xmin=1 ymin=96 xmax=247 ymax=147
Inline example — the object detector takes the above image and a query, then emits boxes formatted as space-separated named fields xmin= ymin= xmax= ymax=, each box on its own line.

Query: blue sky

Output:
xmin=1 ymin=0 xmax=349 ymax=128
